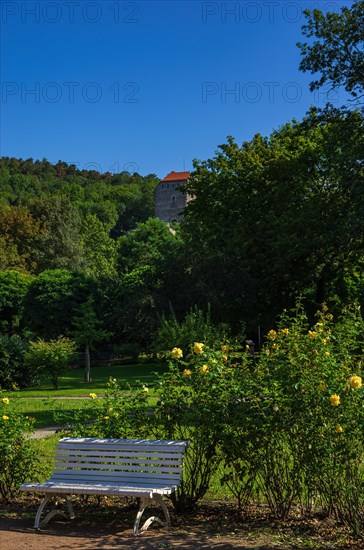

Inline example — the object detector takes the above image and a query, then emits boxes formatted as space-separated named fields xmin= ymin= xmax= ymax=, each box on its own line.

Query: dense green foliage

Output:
xmin=24 ymin=337 xmax=77 ymax=390
xmin=298 ymin=1 xmax=364 ymax=101
xmin=0 ymin=157 xmax=158 ymax=275
xmin=183 ymin=108 xmax=364 ymax=331
xmin=0 ymin=396 xmax=36 ymax=502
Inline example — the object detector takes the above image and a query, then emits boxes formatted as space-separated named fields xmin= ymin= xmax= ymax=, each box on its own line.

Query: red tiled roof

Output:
xmin=161 ymin=171 xmax=190 ymax=182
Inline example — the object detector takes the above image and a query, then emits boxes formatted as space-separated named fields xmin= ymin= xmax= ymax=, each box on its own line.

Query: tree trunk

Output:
xmin=84 ymin=343 xmax=91 ymax=383
xmin=315 ymin=273 xmax=326 ymax=306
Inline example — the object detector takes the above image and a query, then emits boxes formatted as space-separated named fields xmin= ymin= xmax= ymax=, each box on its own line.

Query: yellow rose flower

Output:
xmin=2 ymin=415 xmax=9 ymax=420
xmin=171 ymin=347 xmax=183 ymax=359
xmin=183 ymin=369 xmax=192 ymax=378
xmin=193 ymin=342 xmax=204 ymax=354
xmin=279 ymin=328 xmax=289 ymax=337
xmin=89 ymin=393 xmax=97 ymax=399
xmin=325 ymin=351 xmax=330 ymax=356
xmin=330 ymin=394 xmax=340 ymax=407
xmin=221 ymin=344 xmax=229 ymax=354
xmin=322 ymin=338 xmax=328 ymax=345
xmin=200 ymin=364 xmax=209 ymax=374
xmin=267 ymin=330 xmax=277 ymax=340
xmin=318 ymin=383 xmax=327 ymax=391
xmin=104 ymin=416 xmax=110 ymax=420
xmin=349 ymin=375 xmax=362 ymax=389
xmin=1 ymin=397 xmax=9 ymax=405
xmin=308 ymin=331 xmax=317 ymax=339
xmin=223 ymin=355 xmax=228 ymax=363
xmin=337 ymin=424 xmax=343 ymax=433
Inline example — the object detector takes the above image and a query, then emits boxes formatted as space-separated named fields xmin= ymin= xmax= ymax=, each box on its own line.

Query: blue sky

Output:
xmin=0 ymin=0 xmax=350 ymax=178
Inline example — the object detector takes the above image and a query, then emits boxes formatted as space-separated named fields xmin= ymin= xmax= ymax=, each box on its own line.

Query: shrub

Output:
xmin=154 ymin=305 xmax=232 ymax=359
xmin=24 ymin=336 xmax=77 ymax=390
xmin=253 ymin=304 xmax=364 ymax=526
xmin=0 ymin=334 xmax=37 ymax=389
xmin=56 ymin=377 xmax=150 ymax=439
xmin=152 ymin=342 xmax=242 ymax=513
xmin=0 ymin=395 xmax=36 ymax=502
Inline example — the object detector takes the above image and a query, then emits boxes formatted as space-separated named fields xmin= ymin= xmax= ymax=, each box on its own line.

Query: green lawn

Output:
xmin=5 ymin=360 xmax=167 ymax=428
xmin=8 ymin=361 xmax=167 ymax=397
xmin=10 ymin=397 xmax=96 ymax=428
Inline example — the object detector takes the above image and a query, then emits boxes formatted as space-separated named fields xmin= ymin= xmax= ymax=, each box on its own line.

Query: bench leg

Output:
xmin=34 ymin=496 xmax=50 ymax=529
xmin=34 ymin=495 xmax=75 ymax=529
xmin=133 ymin=495 xmax=171 ymax=536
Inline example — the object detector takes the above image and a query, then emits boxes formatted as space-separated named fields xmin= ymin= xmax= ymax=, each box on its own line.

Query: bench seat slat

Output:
xmin=57 ymin=442 xmax=187 ymax=454
xmin=55 ymin=453 xmax=182 ymax=466
xmin=55 ymin=450 xmax=185 ymax=460
xmin=20 ymin=481 xmax=177 ymax=496
xmin=54 ymin=461 xmax=182 ymax=473
xmin=59 ymin=438 xmax=187 ymax=446
xmin=51 ymin=470 xmax=181 ymax=481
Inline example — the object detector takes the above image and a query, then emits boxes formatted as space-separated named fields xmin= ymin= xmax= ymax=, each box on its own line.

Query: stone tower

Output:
xmin=154 ymin=171 xmax=191 ymax=223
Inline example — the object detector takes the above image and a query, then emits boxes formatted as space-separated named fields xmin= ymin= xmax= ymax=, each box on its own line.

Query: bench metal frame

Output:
xmin=20 ymin=437 xmax=188 ymax=535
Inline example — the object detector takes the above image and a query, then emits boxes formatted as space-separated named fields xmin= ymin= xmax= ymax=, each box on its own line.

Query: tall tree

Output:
xmin=0 ymin=205 xmax=41 ymax=273
xmin=24 ymin=269 xmax=91 ymax=340
xmin=183 ymin=109 xmax=364 ymax=331
xmin=81 ymin=214 xmax=117 ymax=279
xmin=298 ymin=1 xmax=364 ymax=101
xmin=29 ymin=196 xmax=85 ymax=272
xmin=0 ymin=270 xmax=33 ymax=336
xmin=72 ymin=297 xmax=109 ymax=383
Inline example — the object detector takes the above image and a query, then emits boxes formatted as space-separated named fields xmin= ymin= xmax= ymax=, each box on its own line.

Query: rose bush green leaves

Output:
xmin=0 ymin=396 xmax=37 ymax=502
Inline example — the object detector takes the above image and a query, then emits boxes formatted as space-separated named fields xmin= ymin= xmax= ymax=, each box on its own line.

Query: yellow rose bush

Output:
xmin=253 ymin=303 xmax=364 ymax=530
xmin=153 ymin=340 xmax=250 ymax=513
xmin=0 ymin=393 xmax=36 ymax=502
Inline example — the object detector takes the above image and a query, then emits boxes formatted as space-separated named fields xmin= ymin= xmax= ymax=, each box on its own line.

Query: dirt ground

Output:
xmin=1 ymin=499 xmax=364 ymax=550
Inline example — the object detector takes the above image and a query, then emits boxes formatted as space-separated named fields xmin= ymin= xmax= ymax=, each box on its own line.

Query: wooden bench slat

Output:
xmin=20 ymin=482 xmax=176 ymax=496
xmin=57 ymin=441 xmax=187 ymax=454
xmin=55 ymin=447 xmax=184 ymax=461
xmin=54 ymin=460 xmax=182 ymax=473
xmin=55 ymin=452 xmax=182 ymax=464
xmin=59 ymin=438 xmax=187 ymax=446
xmin=51 ymin=470 xmax=181 ymax=481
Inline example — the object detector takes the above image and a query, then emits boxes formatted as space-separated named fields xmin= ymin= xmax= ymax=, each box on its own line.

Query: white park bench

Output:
xmin=20 ymin=437 xmax=189 ymax=535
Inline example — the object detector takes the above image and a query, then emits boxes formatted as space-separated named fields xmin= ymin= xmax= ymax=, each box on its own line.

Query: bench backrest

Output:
xmin=51 ymin=438 xmax=189 ymax=487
